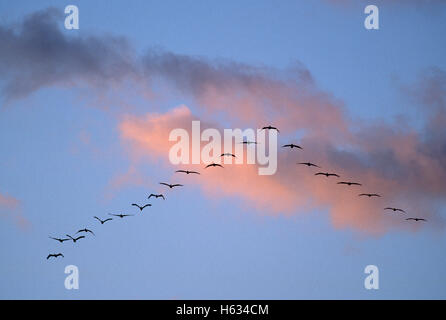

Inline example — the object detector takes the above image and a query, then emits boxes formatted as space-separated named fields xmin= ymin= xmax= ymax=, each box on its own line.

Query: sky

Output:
xmin=0 ymin=0 xmax=446 ymax=299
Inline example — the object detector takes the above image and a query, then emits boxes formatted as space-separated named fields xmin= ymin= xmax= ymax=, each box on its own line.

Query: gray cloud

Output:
xmin=0 ymin=8 xmax=136 ymax=101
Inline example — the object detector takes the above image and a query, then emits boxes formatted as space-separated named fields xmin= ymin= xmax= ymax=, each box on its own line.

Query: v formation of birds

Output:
xmin=46 ymin=126 xmax=427 ymax=260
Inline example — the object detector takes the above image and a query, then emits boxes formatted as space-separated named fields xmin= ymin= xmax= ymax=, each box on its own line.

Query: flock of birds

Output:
xmin=46 ymin=125 xmax=426 ymax=260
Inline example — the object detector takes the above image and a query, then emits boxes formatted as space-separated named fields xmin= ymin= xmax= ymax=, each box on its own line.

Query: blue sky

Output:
xmin=0 ymin=0 xmax=446 ymax=299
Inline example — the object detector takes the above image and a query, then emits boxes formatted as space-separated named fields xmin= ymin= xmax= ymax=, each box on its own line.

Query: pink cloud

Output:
xmin=0 ymin=192 xmax=30 ymax=231
xmin=118 ymin=95 xmax=445 ymax=234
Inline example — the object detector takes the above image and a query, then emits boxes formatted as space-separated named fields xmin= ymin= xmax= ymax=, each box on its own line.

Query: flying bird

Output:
xmin=283 ymin=144 xmax=303 ymax=150
xmin=205 ymin=163 xmax=224 ymax=169
xmin=176 ymin=170 xmax=200 ymax=175
xmin=49 ymin=236 xmax=70 ymax=243
xmin=47 ymin=253 xmax=64 ymax=260
xmin=76 ymin=228 xmax=95 ymax=236
xmin=159 ymin=183 xmax=184 ymax=189
xmin=221 ymin=153 xmax=236 ymax=158
xmin=261 ymin=125 xmax=280 ymax=132
xmin=148 ymin=193 xmax=165 ymax=200
xmin=108 ymin=213 xmax=134 ymax=218
xmin=384 ymin=207 xmax=406 ymax=214
xmin=315 ymin=172 xmax=339 ymax=178
xmin=94 ymin=216 xmax=113 ymax=224
xmin=406 ymin=218 xmax=427 ymax=222
xmin=66 ymin=234 xmax=85 ymax=243
xmin=337 ymin=181 xmax=362 ymax=186
xmin=359 ymin=193 xmax=381 ymax=198
xmin=239 ymin=141 xmax=258 ymax=145
xmin=132 ymin=203 xmax=152 ymax=211
xmin=298 ymin=162 xmax=320 ymax=168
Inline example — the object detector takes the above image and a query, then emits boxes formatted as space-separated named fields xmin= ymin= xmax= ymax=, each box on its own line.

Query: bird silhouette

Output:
xmin=108 ymin=213 xmax=134 ymax=218
xmin=148 ymin=193 xmax=165 ymax=200
xmin=94 ymin=216 xmax=113 ymax=224
xmin=132 ymin=203 xmax=152 ymax=211
xmin=337 ymin=181 xmax=362 ymax=186
xmin=47 ymin=253 xmax=64 ymax=260
xmin=176 ymin=170 xmax=200 ymax=175
xmin=239 ymin=141 xmax=258 ymax=145
xmin=66 ymin=234 xmax=85 ymax=243
xmin=298 ymin=162 xmax=320 ymax=168
xmin=384 ymin=207 xmax=406 ymax=214
xmin=359 ymin=193 xmax=381 ymax=198
xmin=205 ymin=163 xmax=224 ymax=169
xmin=76 ymin=228 xmax=95 ymax=236
xmin=159 ymin=183 xmax=184 ymax=189
xmin=261 ymin=125 xmax=280 ymax=132
xmin=283 ymin=144 xmax=303 ymax=150
xmin=49 ymin=236 xmax=70 ymax=243
xmin=315 ymin=172 xmax=339 ymax=178
xmin=406 ymin=218 xmax=427 ymax=222
xmin=221 ymin=153 xmax=236 ymax=158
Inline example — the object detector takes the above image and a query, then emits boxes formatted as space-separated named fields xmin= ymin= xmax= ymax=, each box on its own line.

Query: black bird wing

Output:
xmin=315 ymin=172 xmax=326 ymax=176
xmin=189 ymin=171 xmax=200 ymax=174
xmin=262 ymin=126 xmax=280 ymax=132
xmin=103 ymin=218 xmax=113 ymax=223
xmin=328 ymin=173 xmax=340 ymax=177
xmin=176 ymin=170 xmax=187 ymax=174
xmin=159 ymin=182 xmax=171 ymax=187
xmin=66 ymin=234 xmax=75 ymax=240
xmin=171 ymin=184 xmax=184 ymax=188
xmin=132 ymin=203 xmax=142 ymax=209
xmin=142 ymin=204 xmax=152 ymax=209
xmin=93 ymin=216 xmax=102 ymax=222
xmin=74 ymin=235 xmax=85 ymax=241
